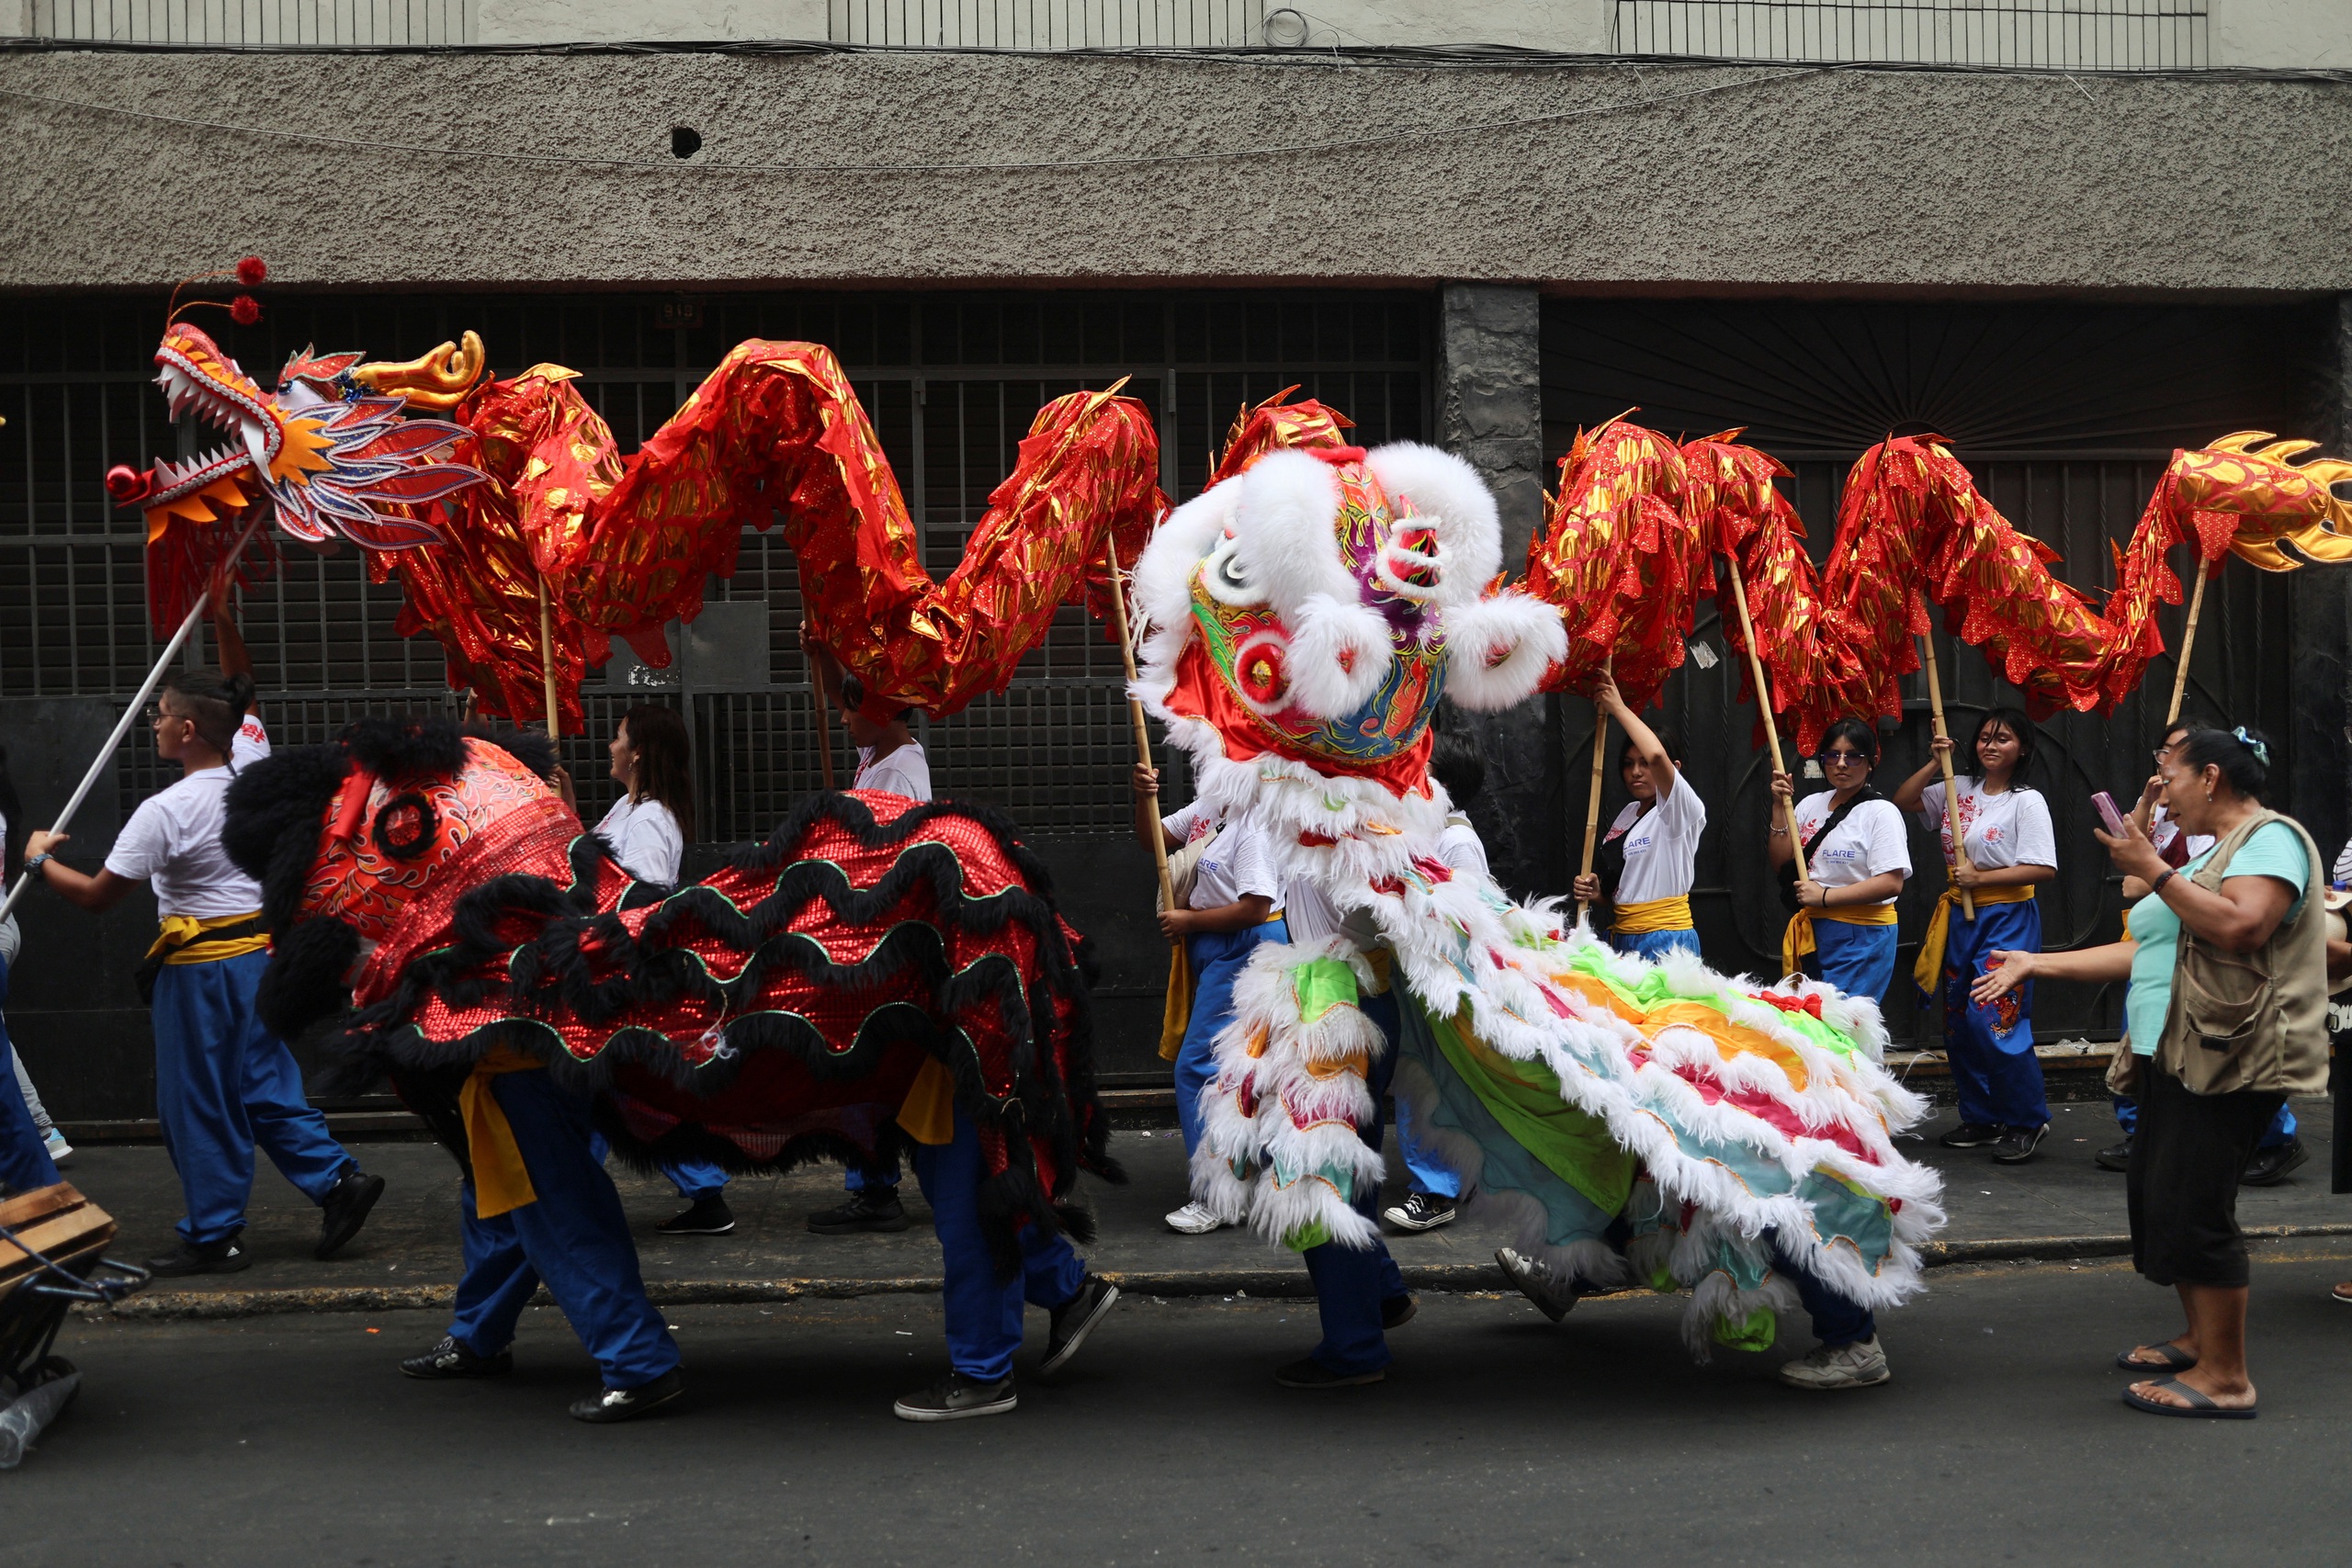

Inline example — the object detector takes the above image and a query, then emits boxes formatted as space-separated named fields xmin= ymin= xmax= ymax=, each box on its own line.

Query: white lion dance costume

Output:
xmin=1131 ymin=398 xmax=1944 ymax=1358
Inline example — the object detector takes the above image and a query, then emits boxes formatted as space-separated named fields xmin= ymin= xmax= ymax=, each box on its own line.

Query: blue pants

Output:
xmin=910 ymin=1109 xmax=1089 ymax=1384
xmin=153 ymin=951 xmax=353 ymax=1246
xmin=1612 ymin=927 xmax=1701 ymax=961
xmin=1302 ymin=987 xmax=1408 ymax=1377
xmin=1809 ymin=918 xmax=1899 ymax=1005
xmin=844 ymin=1155 xmax=900 ymax=1192
xmin=1771 ymin=1234 xmax=1875 ymax=1348
xmin=662 ymin=1158 xmax=729 ymax=1202
xmin=1939 ymin=897 xmax=2048 ymax=1130
xmin=447 ymin=1068 xmax=680 ymax=1389
xmin=1175 ymin=919 xmax=1286 ymax=1157
xmin=0 ymin=959 xmax=58 ymax=1194
xmin=1394 ymin=1090 xmax=1460 ymax=1199
xmin=2114 ymin=1092 xmax=2294 ymax=1148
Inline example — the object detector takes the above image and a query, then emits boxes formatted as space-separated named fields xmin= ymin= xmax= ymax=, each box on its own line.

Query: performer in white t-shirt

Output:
xmin=1893 ymin=706 xmax=2059 ymax=1160
xmin=1570 ymin=673 xmax=1706 ymax=961
xmin=22 ymin=665 xmax=379 ymax=1275
xmin=1769 ymin=717 xmax=1912 ymax=1004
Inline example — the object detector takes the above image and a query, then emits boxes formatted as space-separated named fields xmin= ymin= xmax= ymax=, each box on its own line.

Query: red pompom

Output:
xmin=236 ymin=254 xmax=268 ymax=285
xmin=230 ymin=294 xmax=262 ymax=326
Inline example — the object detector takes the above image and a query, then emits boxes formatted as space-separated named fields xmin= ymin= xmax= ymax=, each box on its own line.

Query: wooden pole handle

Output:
xmin=810 ymin=651 xmax=838 ymax=792
xmin=1105 ymin=538 xmax=1176 ymax=918
xmin=2165 ymin=558 xmax=2211 ymax=728
xmin=1919 ymin=612 xmax=1975 ymax=920
xmin=536 ymin=574 xmax=560 ymax=743
xmin=1576 ymin=705 xmax=1609 ymax=923
xmin=1724 ymin=557 xmax=1806 ymax=883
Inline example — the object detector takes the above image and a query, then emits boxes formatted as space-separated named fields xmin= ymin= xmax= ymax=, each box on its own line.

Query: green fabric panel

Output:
xmin=1286 ymin=1218 xmax=1330 ymax=1253
xmin=1423 ymin=1008 xmax=1636 ymax=1215
xmin=1562 ymin=944 xmax=1862 ymax=1062
xmin=1292 ymin=956 xmax=1362 ymax=1025
xmin=1713 ymin=1307 xmax=1778 ymax=1353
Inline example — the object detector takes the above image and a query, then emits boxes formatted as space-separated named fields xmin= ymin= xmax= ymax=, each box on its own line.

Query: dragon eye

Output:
xmin=1198 ymin=531 xmax=1267 ymax=608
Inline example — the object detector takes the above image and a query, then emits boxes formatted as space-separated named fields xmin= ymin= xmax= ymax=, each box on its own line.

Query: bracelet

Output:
xmin=2151 ymin=868 xmax=2175 ymax=895
xmin=1769 ymin=826 xmax=1789 ymax=837
xmin=1817 ymin=886 xmax=1832 ymax=908
xmin=20 ymin=853 xmax=50 ymax=878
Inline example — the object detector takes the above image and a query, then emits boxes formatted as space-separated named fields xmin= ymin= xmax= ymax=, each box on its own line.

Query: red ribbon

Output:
xmin=330 ymin=767 xmax=379 ymax=842
xmin=1758 ymin=989 xmax=1824 ymax=1020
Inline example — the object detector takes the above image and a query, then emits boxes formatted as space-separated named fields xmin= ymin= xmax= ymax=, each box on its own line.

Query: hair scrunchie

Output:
xmin=2232 ymin=726 xmax=2270 ymax=768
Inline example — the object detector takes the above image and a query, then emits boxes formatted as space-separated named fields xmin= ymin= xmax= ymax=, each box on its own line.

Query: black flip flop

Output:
xmin=2122 ymin=1376 xmax=2256 ymax=1420
xmin=2114 ymin=1342 xmax=2197 ymax=1372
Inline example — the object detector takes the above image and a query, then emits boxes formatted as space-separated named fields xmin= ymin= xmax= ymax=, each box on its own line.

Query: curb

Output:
xmin=83 ymin=1224 xmax=2352 ymax=1321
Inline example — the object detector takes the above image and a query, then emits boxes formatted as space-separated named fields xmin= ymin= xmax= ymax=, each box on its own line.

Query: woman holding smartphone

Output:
xmin=1892 ymin=708 xmax=2058 ymax=1164
xmin=1769 ymin=718 xmax=1912 ymax=1003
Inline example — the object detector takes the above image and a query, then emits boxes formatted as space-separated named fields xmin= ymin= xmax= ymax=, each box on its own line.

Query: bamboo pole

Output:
xmin=1576 ymin=704 xmax=1610 ymax=923
xmin=535 ymin=574 xmax=560 ymax=743
xmin=810 ymin=654 xmax=838 ymax=791
xmin=1104 ymin=536 xmax=1175 ymax=918
xmin=2165 ymin=558 xmax=2211 ymax=727
xmin=1723 ymin=555 xmax=1807 ymax=883
xmin=1918 ymin=613 xmax=1976 ymax=921
xmin=0 ymin=512 xmax=265 ymax=926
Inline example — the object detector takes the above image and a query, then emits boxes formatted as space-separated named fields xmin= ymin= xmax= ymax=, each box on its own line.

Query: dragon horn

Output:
xmin=352 ymin=330 xmax=490 ymax=412
xmin=2203 ymin=430 xmax=2276 ymax=453
xmin=2254 ymin=437 xmax=2322 ymax=464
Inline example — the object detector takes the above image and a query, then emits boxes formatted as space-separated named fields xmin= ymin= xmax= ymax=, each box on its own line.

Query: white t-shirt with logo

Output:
xmin=595 ymin=795 xmax=684 ymax=885
xmin=1603 ymin=773 xmax=1706 ymax=905
xmin=102 ymin=715 xmax=271 ymax=919
xmin=854 ymin=740 xmax=932 ymax=802
xmin=1162 ymin=803 xmax=1280 ymax=913
xmin=2149 ymin=804 xmax=2215 ymax=863
xmin=1916 ymin=779 xmax=2057 ymax=871
xmin=1792 ymin=791 xmax=1911 ymax=902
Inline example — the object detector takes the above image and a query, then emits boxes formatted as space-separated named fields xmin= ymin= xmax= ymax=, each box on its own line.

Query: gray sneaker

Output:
xmin=1496 ymin=1247 xmax=1578 ymax=1324
xmin=1779 ymin=1336 xmax=1891 ymax=1390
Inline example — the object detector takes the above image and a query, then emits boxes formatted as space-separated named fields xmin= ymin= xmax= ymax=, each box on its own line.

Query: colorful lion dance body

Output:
xmin=1135 ymin=400 xmax=1944 ymax=1354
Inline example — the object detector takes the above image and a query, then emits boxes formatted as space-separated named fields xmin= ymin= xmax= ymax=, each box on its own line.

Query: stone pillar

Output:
xmin=2288 ymin=294 xmax=2352 ymax=870
xmin=1435 ymin=283 xmax=1563 ymax=897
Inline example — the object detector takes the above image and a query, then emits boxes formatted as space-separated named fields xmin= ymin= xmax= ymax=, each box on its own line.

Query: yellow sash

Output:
xmin=1781 ymin=900 xmax=1898 ymax=978
xmin=146 ymin=910 xmax=270 ymax=966
xmin=1155 ymin=908 xmax=1283 ymax=1062
xmin=458 ymin=1046 xmax=548 ymax=1220
xmin=1612 ymin=895 xmax=1694 ymax=936
xmin=1911 ymin=882 xmax=2037 ymax=996
xmin=896 ymin=1057 xmax=959 ymax=1146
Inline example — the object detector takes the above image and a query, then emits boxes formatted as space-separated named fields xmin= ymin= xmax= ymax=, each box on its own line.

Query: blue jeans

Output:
xmin=1939 ymin=897 xmax=2048 ymax=1130
xmin=1302 ymin=987 xmax=1408 ymax=1376
xmin=910 ymin=1109 xmax=1089 ymax=1383
xmin=1175 ymin=920 xmax=1286 ymax=1157
xmin=152 ymin=951 xmax=353 ymax=1246
xmin=0 ymin=958 xmax=58 ymax=1193
xmin=447 ymin=1068 xmax=680 ymax=1389
xmin=1809 ymin=918 xmax=1899 ymax=1005
xmin=1612 ymin=927 xmax=1701 ymax=961
xmin=1771 ymin=1234 xmax=1876 ymax=1348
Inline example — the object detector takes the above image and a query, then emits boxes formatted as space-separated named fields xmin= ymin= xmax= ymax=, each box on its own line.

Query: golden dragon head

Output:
xmin=2165 ymin=430 xmax=2352 ymax=570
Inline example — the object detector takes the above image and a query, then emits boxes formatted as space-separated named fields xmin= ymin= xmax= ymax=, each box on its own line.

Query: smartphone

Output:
xmin=2091 ymin=790 xmax=2127 ymax=837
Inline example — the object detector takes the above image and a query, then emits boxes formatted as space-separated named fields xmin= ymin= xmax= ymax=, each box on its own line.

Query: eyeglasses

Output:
xmin=1813 ymin=750 xmax=1869 ymax=767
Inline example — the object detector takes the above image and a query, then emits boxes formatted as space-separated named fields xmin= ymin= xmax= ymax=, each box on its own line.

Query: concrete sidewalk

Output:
xmin=59 ymin=1096 xmax=2346 ymax=1317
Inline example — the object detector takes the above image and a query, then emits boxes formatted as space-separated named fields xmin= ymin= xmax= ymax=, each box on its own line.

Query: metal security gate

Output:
xmin=0 ymin=288 xmax=1429 ymax=1118
xmin=1542 ymin=298 xmax=2323 ymax=1048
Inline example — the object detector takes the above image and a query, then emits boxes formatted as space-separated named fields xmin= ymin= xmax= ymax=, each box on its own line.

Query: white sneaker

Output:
xmin=1778 ymin=1336 xmax=1891 ymax=1390
xmin=1164 ymin=1201 xmax=1226 ymax=1235
xmin=42 ymin=1130 xmax=72 ymax=1168
xmin=1496 ymin=1247 xmax=1577 ymax=1323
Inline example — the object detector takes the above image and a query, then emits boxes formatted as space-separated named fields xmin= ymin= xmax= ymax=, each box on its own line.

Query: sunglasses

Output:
xmin=1812 ymin=749 xmax=1870 ymax=767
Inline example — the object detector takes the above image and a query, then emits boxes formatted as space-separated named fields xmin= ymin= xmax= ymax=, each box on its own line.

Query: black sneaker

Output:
xmin=1274 ymin=1356 xmax=1384 ymax=1389
xmin=807 ymin=1189 xmax=910 ymax=1235
xmin=1381 ymin=1294 xmax=1418 ymax=1331
xmin=893 ymin=1371 xmax=1018 ymax=1422
xmin=316 ymin=1168 xmax=386 ymax=1259
xmin=569 ymin=1366 xmax=684 ymax=1424
xmin=656 ymin=1196 xmax=738 ymax=1236
xmin=2094 ymin=1138 xmax=2133 ymax=1173
xmin=2243 ymin=1138 xmax=2309 ymax=1187
xmin=145 ymin=1235 xmax=251 ymax=1277
xmin=1039 ymin=1275 xmax=1120 ymax=1378
xmin=1938 ymin=1122 xmax=2003 ymax=1150
xmin=401 ymin=1335 xmax=514 ymax=1380
xmin=1380 ymin=1192 xmax=1458 ymax=1233
xmin=1992 ymin=1123 xmax=2049 ymax=1165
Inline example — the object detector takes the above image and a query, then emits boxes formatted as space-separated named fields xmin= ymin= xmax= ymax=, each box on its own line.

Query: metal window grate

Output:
xmin=1611 ymin=0 xmax=2209 ymax=67
xmin=0 ymin=290 xmax=1427 ymax=841
xmin=24 ymin=0 xmax=473 ymax=44
xmin=828 ymin=0 xmax=1264 ymax=48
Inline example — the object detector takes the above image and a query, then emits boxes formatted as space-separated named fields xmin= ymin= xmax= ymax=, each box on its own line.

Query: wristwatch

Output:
xmin=20 ymin=852 xmax=51 ymax=878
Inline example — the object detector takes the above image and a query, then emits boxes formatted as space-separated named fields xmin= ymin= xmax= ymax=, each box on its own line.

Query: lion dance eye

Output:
xmin=372 ymin=792 xmax=440 ymax=861
xmin=1237 ymin=637 xmax=1291 ymax=707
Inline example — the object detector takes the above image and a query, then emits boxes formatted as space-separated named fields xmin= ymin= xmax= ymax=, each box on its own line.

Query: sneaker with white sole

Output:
xmin=1496 ymin=1247 xmax=1578 ymax=1323
xmin=41 ymin=1130 xmax=71 ymax=1168
xmin=1164 ymin=1201 xmax=1226 ymax=1235
xmin=894 ymin=1371 xmax=1018 ymax=1422
xmin=1778 ymin=1336 xmax=1891 ymax=1390
xmin=1382 ymin=1192 xmax=1457 ymax=1233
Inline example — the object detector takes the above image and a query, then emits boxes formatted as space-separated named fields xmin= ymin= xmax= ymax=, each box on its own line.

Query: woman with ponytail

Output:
xmin=20 ymin=664 xmax=382 ymax=1274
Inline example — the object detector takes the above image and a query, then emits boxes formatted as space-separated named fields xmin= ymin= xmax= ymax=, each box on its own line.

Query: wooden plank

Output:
xmin=0 ymin=1182 xmax=85 ymax=1232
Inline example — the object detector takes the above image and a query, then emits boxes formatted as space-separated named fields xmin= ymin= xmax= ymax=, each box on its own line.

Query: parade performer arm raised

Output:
xmin=1770 ymin=718 xmax=1911 ymax=1000
xmin=1569 ymin=672 xmax=1704 ymax=960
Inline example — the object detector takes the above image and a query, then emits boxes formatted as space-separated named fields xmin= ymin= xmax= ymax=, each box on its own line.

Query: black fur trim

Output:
xmin=254 ymin=916 xmax=363 ymax=1043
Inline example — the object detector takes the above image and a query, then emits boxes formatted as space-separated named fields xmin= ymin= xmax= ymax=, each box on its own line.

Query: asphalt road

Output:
xmin=14 ymin=1241 xmax=2352 ymax=1567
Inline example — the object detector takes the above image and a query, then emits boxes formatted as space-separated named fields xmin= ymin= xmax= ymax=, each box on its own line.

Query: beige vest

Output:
xmin=2155 ymin=809 xmax=2331 ymax=1097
